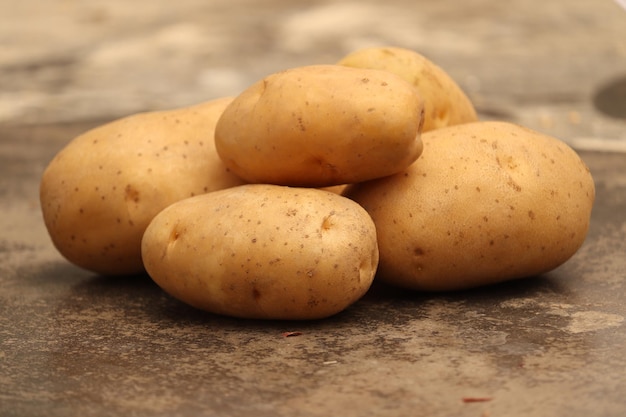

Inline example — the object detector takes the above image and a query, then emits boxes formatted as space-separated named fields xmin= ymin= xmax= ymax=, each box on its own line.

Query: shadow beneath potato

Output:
xmin=38 ymin=254 xmax=574 ymax=341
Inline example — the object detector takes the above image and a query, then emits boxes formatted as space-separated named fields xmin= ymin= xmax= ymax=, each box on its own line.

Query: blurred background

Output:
xmin=1 ymin=0 xmax=625 ymax=146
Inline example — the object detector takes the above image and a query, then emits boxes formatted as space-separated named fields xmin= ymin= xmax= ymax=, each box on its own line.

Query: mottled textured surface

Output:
xmin=2 ymin=120 xmax=626 ymax=417
xmin=2 ymin=0 xmax=626 ymax=145
xmin=2 ymin=0 xmax=626 ymax=416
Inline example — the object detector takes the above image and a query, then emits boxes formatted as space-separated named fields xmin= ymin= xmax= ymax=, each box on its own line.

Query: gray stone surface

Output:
xmin=2 ymin=0 xmax=626 ymax=145
xmin=1 ymin=125 xmax=626 ymax=415
xmin=1 ymin=1 xmax=626 ymax=416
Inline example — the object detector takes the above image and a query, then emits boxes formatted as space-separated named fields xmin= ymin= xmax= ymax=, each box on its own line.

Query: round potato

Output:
xmin=40 ymin=97 xmax=245 ymax=276
xmin=338 ymin=46 xmax=478 ymax=132
xmin=215 ymin=64 xmax=424 ymax=187
xmin=344 ymin=121 xmax=595 ymax=291
xmin=141 ymin=184 xmax=379 ymax=320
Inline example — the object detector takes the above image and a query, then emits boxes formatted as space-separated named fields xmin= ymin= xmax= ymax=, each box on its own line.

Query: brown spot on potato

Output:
xmin=307 ymin=298 xmax=320 ymax=308
xmin=507 ymin=178 xmax=522 ymax=192
xmin=321 ymin=212 xmax=336 ymax=230
xmin=528 ymin=210 xmax=536 ymax=220
xmin=124 ymin=184 xmax=140 ymax=203
xmin=298 ymin=119 xmax=306 ymax=132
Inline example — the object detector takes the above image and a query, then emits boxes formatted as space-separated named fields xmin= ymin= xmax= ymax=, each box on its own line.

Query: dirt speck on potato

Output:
xmin=321 ymin=212 xmax=336 ymax=231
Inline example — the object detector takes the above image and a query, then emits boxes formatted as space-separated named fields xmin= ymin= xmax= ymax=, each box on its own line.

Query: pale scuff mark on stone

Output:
xmin=566 ymin=311 xmax=624 ymax=334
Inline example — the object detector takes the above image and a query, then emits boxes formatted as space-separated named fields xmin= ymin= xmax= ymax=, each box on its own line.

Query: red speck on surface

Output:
xmin=462 ymin=397 xmax=493 ymax=403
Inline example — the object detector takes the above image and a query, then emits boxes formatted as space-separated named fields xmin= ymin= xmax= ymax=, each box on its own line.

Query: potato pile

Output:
xmin=40 ymin=46 xmax=595 ymax=320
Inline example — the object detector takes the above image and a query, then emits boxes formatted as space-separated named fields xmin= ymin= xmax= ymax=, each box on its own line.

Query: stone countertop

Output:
xmin=2 ymin=0 xmax=626 ymax=145
xmin=1 ymin=126 xmax=626 ymax=416
xmin=2 ymin=1 xmax=626 ymax=416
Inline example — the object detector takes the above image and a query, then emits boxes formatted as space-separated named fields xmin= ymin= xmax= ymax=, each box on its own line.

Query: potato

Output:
xmin=40 ymin=97 xmax=245 ymax=276
xmin=344 ymin=121 xmax=595 ymax=291
xmin=338 ymin=46 xmax=478 ymax=132
xmin=215 ymin=64 xmax=425 ymax=187
xmin=141 ymin=184 xmax=379 ymax=320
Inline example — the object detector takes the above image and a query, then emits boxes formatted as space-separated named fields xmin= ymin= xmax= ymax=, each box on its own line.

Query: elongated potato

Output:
xmin=338 ymin=46 xmax=477 ymax=132
xmin=40 ymin=97 xmax=245 ymax=276
xmin=215 ymin=64 xmax=424 ymax=187
xmin=344 ymin=121 xmax=595 ymax=291
xmin=141 ymin=184 xmax=379 ymax=320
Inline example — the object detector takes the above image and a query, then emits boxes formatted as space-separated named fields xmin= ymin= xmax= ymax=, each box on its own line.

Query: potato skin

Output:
xmin=141 ymin=184 xmax=379 ymax=320
xmin=215 ymin=64 xmax=424 ymax=187
xmin=344 ymin=121 xmax=595 ymax=291
xmin=40 ymin=97 xmax=245 ymax=276
xmin=338 ymin=46 xmax=477 ymax=132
